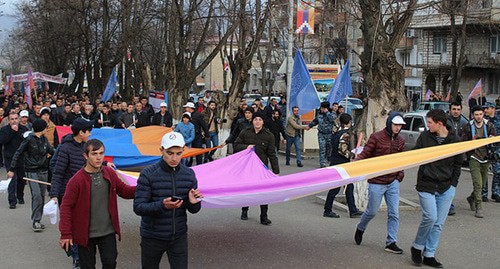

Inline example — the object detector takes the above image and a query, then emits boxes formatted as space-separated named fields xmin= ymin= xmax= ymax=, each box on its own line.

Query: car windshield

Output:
xmin=349 ymin=99 xmax=363 ymax=105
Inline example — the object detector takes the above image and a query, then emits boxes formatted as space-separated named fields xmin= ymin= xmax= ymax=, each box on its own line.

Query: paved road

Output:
xmin=1 ymin=156 xmax=499 ymax=268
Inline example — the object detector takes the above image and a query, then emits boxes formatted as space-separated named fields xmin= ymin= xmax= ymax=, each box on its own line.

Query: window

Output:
xmin=402 ymin=117 xmax=412 ymax=131
xmin=412 ymin=117 xmax=425 ymax=132
xmin=490 ymin=35 xmax=500 ymax=53
xmin=433 ymin=35 xmax=447 ymax=54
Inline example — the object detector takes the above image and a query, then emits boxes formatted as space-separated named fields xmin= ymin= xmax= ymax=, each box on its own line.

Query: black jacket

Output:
xmin=190 ymin=110 xmax=209 ymax=138
xmin=264 ymin=118 xmax=286 ymax=142
xmin=226 ymin=118 xmax=252 ymax=143
xmin=133 ymin=159 xmax=201 ymax=240
xmin=0 ymin=124 xmax=29 ymax=162
xmin=151 ymin=111 xmax=173 ymax=127
xmin=234 ymin=127 xmax=280 ymax=174
xmin=414 ymin=130 xmax=462 ymax=194
xmin=9 ymin=133 xmax=55 ymax=172
xmin=50 ymin=134 xmax=86 ymax=198
xmin=135 ymin=110 xmax=150 ymax=128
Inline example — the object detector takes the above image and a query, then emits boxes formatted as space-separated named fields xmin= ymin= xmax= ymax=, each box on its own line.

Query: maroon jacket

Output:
xmin=356 ymin=128 xmax=405 ymax=184
xmin=59 ymin=166 xmax=136 ymax=247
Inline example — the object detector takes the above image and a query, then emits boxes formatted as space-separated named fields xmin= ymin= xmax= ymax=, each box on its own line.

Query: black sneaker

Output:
xmin=448 ymin=206 xmax=456 ymax=216
xmin=350 ymin=211 xmax=363 ymax=218
xmin=18 ymin=199 xmax=25 ymax=204
xmin=385 ymin=242 xmax=403 ymax=254
xmin=423 ymin=257 xmax=443 ymax=268
xmin=9 ymin=204 xmax=16 ymax=209
xmin=492 ymin=194 xmax=500 ymax=203
xmin=32 ymin=222 xmax=43 ymax=232
xmin=285 ymin=161 xmax=290 ymax=166
xmin=466 ymin=196 xmax=476 ymax=211
xmin=411 ymin=246 xmax=423 ymax=265
xmin=260 ymin=217 xmax=272 ymax=225
xmin=240 ymin=211 xmax=248 ymax=220
xmin=323 ymin=212 xmax=340 ymax=218
xmin=354 ymin=228 xmax=364 ymax=245
xmin=297 ymin=162 xmax=303 ymax=167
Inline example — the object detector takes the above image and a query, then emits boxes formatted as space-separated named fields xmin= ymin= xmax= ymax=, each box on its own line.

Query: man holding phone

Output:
xmin=134 ymin=132 xmax=203 ymax=269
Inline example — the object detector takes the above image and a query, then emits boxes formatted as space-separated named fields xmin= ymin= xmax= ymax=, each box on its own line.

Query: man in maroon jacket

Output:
xmin=353 ymin=112 xmax=406 ymax=254
xmin=59 ymin=139 xmax=135 ymax=269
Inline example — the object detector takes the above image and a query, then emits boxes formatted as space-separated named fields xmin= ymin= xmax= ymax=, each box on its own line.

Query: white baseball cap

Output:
xmin=391 ymin=115 xmax=406 ymax=125
xmin=160 ymin=102 xmax=167 ymax=107
xmin=161 ymin=132 xmax=185 ymax=149
xmin=20 ymin=110 xmax=29 ymax=117
xmin=183 ymin=102 xmax=195 ymax=109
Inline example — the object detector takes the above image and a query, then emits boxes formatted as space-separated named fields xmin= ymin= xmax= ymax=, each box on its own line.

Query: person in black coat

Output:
xmin=183 ymin=102 xmax=209 ymax=165
xmin=264 ymin=109 xmax=287 ymax=152
xmin=135 ymin=102 xmax=150 ymax=128
xmin=151 ymin=102 xmax=173 ymax=127
xmin=0 ymin=112 xmax=29 ymax=208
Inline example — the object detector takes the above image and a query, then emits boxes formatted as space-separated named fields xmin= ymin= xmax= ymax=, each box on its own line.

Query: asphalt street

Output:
xmin=1 ymin=155 xmax=499 ymax=269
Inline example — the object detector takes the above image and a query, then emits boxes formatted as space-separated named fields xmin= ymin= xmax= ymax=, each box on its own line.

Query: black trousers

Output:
xmin=191 ymin=135 xmax=204 ymax=165
xmin=78 ymin=233 xmax=117 ymax=269
xmin=242 ymin=205 xmax=269 ymax=218
xmin=141 ymin=234 xmax=188 ymax=269
xmin=5 ymin=159 xmax=26 ymax=206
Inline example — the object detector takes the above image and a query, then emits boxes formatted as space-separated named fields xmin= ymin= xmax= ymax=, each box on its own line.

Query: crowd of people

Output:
xmin=1 ymin=86 xmax=500 ymax=268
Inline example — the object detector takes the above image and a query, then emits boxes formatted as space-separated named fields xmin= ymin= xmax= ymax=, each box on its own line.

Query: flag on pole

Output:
xmin=25 ymin=66 xmax=33 ymax=108
xmin=425 ymin=89 xmax=434 ymax=101
xmin=101 ymin=68 xmax=117 ymax=102
xmin=467 ymin=79 xmax=482 ymax=102
xmin=326 ymin=60 xmax=352 ymax=104
xmin=289 ymin=48 xmax=320 ymax=116
xmin=445 ymin=90 xmax=451 ymax=102
xmin=296 ymin=0 xmax=315 ymax=34
xmin=223 ymin=57 xmax=230 ymax=71
xmin=4 ymin=74 xmax=13 ymax=96
xmin=44 ymin=81 xmax=49 ymax=91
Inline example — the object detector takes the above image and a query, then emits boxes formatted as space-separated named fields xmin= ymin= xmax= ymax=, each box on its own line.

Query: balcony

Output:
xmin=397 ymin=37 xmax=414 ymax=50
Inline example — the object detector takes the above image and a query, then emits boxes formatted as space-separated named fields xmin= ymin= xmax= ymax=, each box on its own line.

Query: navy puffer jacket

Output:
xmin=134 ymin=159 xmax=201 ymax=240
xmin=50 ymin=134 xmax=86 ymax=198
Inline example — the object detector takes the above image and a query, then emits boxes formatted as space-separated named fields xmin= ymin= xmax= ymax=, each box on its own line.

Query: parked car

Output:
xmin=338 ymin=97 xmax=364 ymax=115
xmin=417 ymin=101 xmax=450 ymax=111
xmin=400 ymin=111 xmax=468 ymax=149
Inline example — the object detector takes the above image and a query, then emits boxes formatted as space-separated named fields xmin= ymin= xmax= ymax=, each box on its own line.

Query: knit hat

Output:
xmin=252 ymin=111 xmax=265 ymax=121
xmin=71 ymin=118 xmax=94 ymax=134
xmin=244 ymin=107 xmax=254 ymax=114
xmin=32 ymin=119 xmax=48 ymax=132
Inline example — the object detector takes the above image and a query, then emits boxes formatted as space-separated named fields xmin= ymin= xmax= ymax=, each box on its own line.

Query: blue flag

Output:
xmin=101 ymin=67 xmax=118 ymax=102
xmin=289 ymin=49 xmax=320 ymax=116
xmin=327 ymin=60 xmax=352 ymax=104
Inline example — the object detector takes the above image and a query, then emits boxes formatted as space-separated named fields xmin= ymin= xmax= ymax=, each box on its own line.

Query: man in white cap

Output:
xmin=151 ymin=102 xmax=173 ymax=127
xmin=183 ymin=102 xmax=209 ymax=165
xmin=353 ymin=112 xmax=406 ymax=254
xmin=134 ymin=132 xmax=203 ymax=268
xmin=19 ymin=110 xmax=32 ymax=131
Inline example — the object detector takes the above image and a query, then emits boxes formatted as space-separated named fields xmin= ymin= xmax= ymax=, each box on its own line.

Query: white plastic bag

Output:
xmin=43 ymin=200 xmax=59 ymax=224
xmin=0 ymin=178 xmax=12 ymax=193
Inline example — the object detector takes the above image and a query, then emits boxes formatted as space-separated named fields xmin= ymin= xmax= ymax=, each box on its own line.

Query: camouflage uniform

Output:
xmin=309 ymin=111 xmax=337 ymax=167
xmin=483 ymin=112 xmax=500 ymax=201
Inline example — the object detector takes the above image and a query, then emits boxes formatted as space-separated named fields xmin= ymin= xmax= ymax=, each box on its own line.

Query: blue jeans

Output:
xmin=204 ymin=132 xmax=219 ymax=161
xmin=286 ymin=134 xmax=302 ymax=163
xmin=483 ymin=160 xmax=500 ymax=197
xmin=413 ymin=186 xmax=455 ymax=257
xmin=357 ymin=180 xmax=400 ymax=245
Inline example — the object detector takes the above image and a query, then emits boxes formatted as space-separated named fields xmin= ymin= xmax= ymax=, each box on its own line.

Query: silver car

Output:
xmin=400 ymin=111 xmax=468 ymax=149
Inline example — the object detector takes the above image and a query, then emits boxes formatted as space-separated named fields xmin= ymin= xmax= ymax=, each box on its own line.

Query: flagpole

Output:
xmin=286 ymin=0 xmax=294 ymax=118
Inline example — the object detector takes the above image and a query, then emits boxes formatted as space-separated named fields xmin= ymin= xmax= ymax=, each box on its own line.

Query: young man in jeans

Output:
xmin=59 ymin=139 xmax=135 ymax=269
xmin=353 ymin=112 xmax=406 ymax=254
xmin=411 ymin=109 xmax=462 ymax=268
xmin=7 ymin=119 xmax=55 ymax=232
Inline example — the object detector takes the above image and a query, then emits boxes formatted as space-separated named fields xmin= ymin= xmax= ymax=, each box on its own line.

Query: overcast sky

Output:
xmin=0 ymin=0 xmax=19 ymax=40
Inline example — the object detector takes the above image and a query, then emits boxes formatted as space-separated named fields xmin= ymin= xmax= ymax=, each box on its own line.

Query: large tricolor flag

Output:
xmin=467 ymin=79 xmax=482 ymax=103
xmin=289 ymin=48 xmax=320 ymax=116
xmin=296 ymin=0 xmax=315 ymax=34
xmin=117 ymin=136 xmax=500 ymax=208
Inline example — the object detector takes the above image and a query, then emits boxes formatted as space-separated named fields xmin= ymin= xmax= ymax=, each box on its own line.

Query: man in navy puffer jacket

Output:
xmin=134 ymin=132 xmax=203 ymax=269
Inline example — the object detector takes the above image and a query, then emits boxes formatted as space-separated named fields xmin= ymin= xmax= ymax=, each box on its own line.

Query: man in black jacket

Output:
xmin=183 ymin=102 xmax=209 ymax=165
xmin=234 ymin=112 xmax=279 ymax=225
xmin=8 ymin=119 xmax=55 ymax=232
xmin=134 ymin=102 xmax=150 ymax=128
xmin=264 ymin=110 xmax=287 ymax=152
xmin=151 ymin=102 xmax=173 ymax=127
xmin=410 ymin=109 xmax=462 ymax=268
xmin=134 ymin=132 xmax=203 ymax=268
xmin=0 ymin=112 xmax=29 ymax=208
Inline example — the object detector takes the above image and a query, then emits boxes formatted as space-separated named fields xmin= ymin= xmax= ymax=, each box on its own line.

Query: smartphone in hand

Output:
xmin=171 ymin=195 xmax=183 ymax=202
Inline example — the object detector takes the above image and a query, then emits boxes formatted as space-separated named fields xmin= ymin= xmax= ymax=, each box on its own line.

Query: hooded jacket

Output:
xmin=355 ymin=112 xmax=405 ymax=184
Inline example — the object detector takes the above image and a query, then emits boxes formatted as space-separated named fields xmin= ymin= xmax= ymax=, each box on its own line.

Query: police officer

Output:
xmin=308 ymin=101 xmax=337 ymax=168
